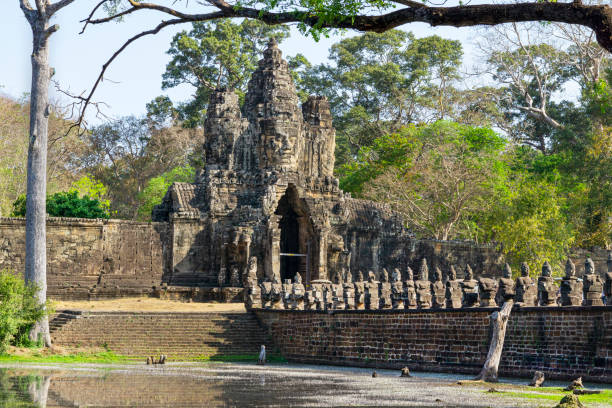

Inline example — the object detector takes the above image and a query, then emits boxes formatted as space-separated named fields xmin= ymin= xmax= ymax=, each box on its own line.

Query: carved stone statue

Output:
xmin=365 ymin=271 xmax=380 ymax=310
xmin=304 ymin=287 xmax=316 ymax=310
xmin=244 ymin=257 xmax=261 ymax=309
xmin=343 ymin=272 xmax=355 ymax=310
xmin=282 ymin=279 xmax=293 ymax=308
xmin=415 ymin=259 xmax=432 ymax=309
xmin=496 ymin=263 xmax=515 ymax=305
xmin=391 ymin=268 xmax=404 ymax=309
xmin=289 ymin=273 xmax=305 ymax=310
xmin=478 ymin=277 xmax=498 ymax=307
xmin=331 ymin=272 xmax=345 ymax=310
xmin=605 ymin=252 xmax=612 ymax=306
xmin=230 ymin=265 xmax=241 ymax=287
xmin=260 ymin=277 xmax=273 ymax=309
xmin=379 ymin=268 xmax=393 ymax=309
xmin=270 ymin=276 xmax=284 ymax=309
xmin=354 ymin=271 xmax=366 ymax=310
xmin=403 ymin=267 xmax=417 ymax=309
xmin=583 ymin=257 xmax=604 ymax=306
xmin=537 ymin=261 xmax=558 ymax=307
xmin=461 ymin=264 xmax=479 ymax=308
xmin=444 ymin=265 xmax=462 ymax=309
xmin=515 ymin=262 xmax=537 ymax=307
xmin=560 ymin=259 xmax=582 ymax=306
xmin=431 ymin=267 xmax=446 ymax=309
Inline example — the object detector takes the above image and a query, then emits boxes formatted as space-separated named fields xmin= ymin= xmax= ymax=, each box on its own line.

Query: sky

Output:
xmin=0 ymin=1 xmax=480 ymax=124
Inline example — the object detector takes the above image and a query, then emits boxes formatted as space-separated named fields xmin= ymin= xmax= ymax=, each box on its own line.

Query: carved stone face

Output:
xmin=565 ymin=259 xmax=575 ymax=278
xmin=585 ymin=258 xmax=595 ymax=275
xmin=381 ymin=269 xmax=389 ymax=283
xmin=368 ymin=271 xmax=376 ymax=282
xmin=521 ymin=262 xmax=530 ymax=277
xmin=503 ymin=263 xmax=512 ymax=279
xmin=406 ymin=267 xmax=414 ymax=281
xmin=542 ymin=261 xmax=552 ymax=277
xmin=464 ymin=265 xmax=473 ymax=281
xmin=448 ymin=266 xmax=457 ymax=281
xmin=392 ymin=268 xmax=401 ymax=283
xmin=434 ymin=267 xmax=442 ymax=282
xmin=419 ymin=259 xmax=429 ymax=281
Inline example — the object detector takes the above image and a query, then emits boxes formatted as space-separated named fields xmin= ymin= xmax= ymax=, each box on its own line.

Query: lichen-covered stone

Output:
xmin=538 ymin=261 xmax=558 ymax=307
xmin=461 ymin=265 xmax=479 ymax=308
xmin=561 ymin=259 xmax=582 ymax=306
xmin=515 ymin=263 xmax=537 ymax=307
xmin=583 ymin=258 xmax=604 ymax=306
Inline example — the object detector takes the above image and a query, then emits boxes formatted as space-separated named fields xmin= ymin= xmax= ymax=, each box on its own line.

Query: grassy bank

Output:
xmin=0 ymin=351 xmax=130 ymax=364
xmin=193 ymin=353 xmax=287 ymax=363
xmin=489 ymin=386 xmax=612 ymax=406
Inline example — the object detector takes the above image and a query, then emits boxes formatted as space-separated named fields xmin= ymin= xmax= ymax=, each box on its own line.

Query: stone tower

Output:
xmin=153 ymin=40 xmax=501 ymax=288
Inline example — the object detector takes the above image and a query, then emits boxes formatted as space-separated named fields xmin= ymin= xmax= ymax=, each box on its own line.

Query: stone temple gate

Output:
xmin=152 ymin=39 xmax=502 ymax=288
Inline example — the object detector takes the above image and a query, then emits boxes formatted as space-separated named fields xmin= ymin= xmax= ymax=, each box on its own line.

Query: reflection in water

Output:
xmin=0 ymin=364 xmax=607 ymax=408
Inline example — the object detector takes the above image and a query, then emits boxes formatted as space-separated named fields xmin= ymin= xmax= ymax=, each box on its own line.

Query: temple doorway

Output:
xmin=275 ymin=185 xmax=310 ymax=282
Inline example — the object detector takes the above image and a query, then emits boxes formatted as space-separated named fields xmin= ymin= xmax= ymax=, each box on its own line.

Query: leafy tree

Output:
xmin=137 ymin=165 xmax=196 ymax=221
xmin=296 ymin=31 xmax=463 ymax=169
xmin=160 ymin=19 xmax=290 ymax=127
xmin=344 ymin=121 xmax=506 ymax=240
xmin=11 ymin=191 xmax=109 ymax=219
xmin=83 ymin=115 xmax=203 ymax=219
xmin=0 ymin=270 xmax=47 ymax=353
xmin=0 ymin=96 xmax=85 ymax=217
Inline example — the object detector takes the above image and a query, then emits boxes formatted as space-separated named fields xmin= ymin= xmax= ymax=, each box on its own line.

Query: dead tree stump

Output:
xmin=475 ymin=300 xmax=514 ymax=382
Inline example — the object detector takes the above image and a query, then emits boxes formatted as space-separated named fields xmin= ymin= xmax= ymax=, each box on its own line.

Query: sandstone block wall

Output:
xmin=255 ymin=307 xmax=612 ymax=382
xmin=0 ymin=217 xmax=169 ymax=299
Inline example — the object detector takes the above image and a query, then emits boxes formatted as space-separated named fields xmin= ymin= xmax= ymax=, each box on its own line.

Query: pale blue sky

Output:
xmin=1 ymin=1 xmax=479 ymax=123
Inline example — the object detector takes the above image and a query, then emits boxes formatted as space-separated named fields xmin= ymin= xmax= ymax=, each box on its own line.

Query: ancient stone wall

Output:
xmin=0 ymin=217 xmax=169 ymax=299
xmin=255 ymin=307 xmax=612 ymax=382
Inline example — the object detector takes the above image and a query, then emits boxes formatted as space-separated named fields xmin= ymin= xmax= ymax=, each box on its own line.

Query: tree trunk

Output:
xmin=21 ymin=5 xmax=53 ymax=348
xmin=475 ymin=300 xmax=513 ymax=382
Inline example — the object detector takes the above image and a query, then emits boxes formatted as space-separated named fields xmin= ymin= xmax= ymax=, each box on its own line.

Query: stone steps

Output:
xmin=51 ymin=311 xmax=272 ymax=358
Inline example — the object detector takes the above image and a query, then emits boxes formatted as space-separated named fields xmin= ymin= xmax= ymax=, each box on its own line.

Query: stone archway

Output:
xmin=273 ymin=184 xmax=314 ymax=282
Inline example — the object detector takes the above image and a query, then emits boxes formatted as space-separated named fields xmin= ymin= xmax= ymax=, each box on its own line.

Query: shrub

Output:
xmin=0 ymin=270 xmax=47 ymax=353
xmin=11 ymin=191 xmax=109 ymax=219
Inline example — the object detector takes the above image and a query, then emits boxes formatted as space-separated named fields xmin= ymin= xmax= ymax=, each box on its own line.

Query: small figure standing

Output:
xmin=445 ymin=265 xmax=462 ymax=309
xmin=258 ymin=345 xmax=266 ymax=365
xmin=431 ymin=267 xmax=446 ymax=309
xmin=403 ymin=267 xmax=418 ymax=309
xmin=415 ymin=259 xmax=432 ymax=309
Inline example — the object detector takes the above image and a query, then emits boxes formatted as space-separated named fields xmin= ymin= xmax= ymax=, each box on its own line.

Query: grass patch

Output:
xmin=497 ymin=387 xmax=612 ymax=406
xmin=193 ymin=354 xmax=287 ymax=363
xmin=0 ymin=351 xmax=130 ymax=364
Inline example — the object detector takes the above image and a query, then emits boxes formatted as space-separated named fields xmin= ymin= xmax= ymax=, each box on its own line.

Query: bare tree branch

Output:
xmin=47 ymin=0 xmax=75 ymax=16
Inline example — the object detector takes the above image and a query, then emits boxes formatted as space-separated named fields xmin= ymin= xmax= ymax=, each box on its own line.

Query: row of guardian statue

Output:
xmin=244 ymin=256 xmax=612 ymax=311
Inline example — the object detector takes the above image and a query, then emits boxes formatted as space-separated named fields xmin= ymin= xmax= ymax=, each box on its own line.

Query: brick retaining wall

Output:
xmin=51 ymin=311 xmax=271 ymax=359
xmin=255 ymin=307 xmax=612 ymax=382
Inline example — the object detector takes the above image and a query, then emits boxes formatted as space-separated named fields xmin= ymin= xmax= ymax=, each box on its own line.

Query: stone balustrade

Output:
xmin=246 ymin=257 xmax=612 ymax=311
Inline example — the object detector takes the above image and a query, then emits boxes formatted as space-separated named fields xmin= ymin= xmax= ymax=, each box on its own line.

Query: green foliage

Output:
xmin=70 ymin=175 xmax=111 ymax=212
xmin=161 ymin=19 xmax=290 ymax=127
xmin=294 ymin=30 xmax=469 ymax=170
xmin=137 ymin=165 xmax=196 ymax=221
xmin=478 ymin=169 xmax=574 ymax=275
xmin=11 ymin=191 xmax=109 ymax=219
xmin=0 ymin=270 xmax=47 ymax=354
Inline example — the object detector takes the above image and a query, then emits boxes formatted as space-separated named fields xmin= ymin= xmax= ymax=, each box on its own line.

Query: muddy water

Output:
xmin=0 ymin=362 xmax=608 ymax=407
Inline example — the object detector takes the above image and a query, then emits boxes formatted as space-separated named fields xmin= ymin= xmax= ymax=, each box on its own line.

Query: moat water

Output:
xmin=0 ymin=362 xmax=610 ymax=407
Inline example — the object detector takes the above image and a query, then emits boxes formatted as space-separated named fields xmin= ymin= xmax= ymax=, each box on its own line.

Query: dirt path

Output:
xmin=51 ymin=297 xmax=246 ymax=313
